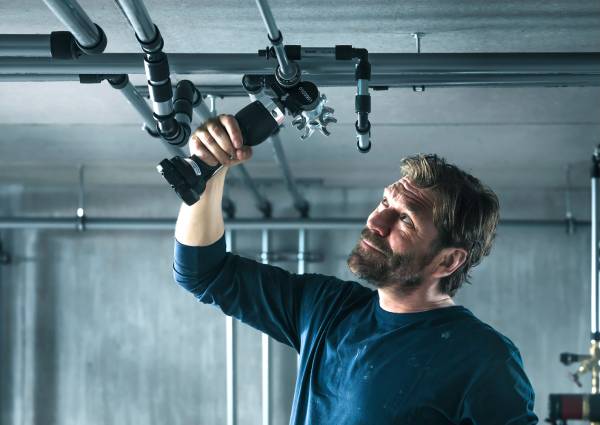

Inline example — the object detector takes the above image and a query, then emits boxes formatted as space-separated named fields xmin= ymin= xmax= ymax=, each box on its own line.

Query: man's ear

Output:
xmin=431 ymin=247 xmax=468 ymax=279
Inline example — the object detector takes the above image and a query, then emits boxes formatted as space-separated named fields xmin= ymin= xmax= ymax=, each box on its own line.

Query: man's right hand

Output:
xmin=190 ymin=114 xmax=253 ymax=167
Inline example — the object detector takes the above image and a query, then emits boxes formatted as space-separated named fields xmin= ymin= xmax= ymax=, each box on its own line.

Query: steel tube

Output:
xmin=0 ymin=35 xmax=51 ymax=57
xmin=0 ymin=74 xmax=80 ymax=82
xmin=593 ymin=148 xmax=600 ymax=337
xmin=4 ymin=72 xmax=600 ymax=88
xmin=270 ymin=135 xmax=309 ymax=216
xmin=0 ymin=217 xmax=587 ymax=231
xmin=113 ymin=0 xmax=157 ymax=44
xmin=260 ymin=229 xmax=271 ymax=425
xmin=3 ymin=53 xmax=598 ymax=77
xmin=254 ymin=0 xmax=294 ymax=80
xmin=118 ymin=79 xmax=157 ymax=131
xmin=113 ymin=79 xmax=186 ymax=157
xmin=298 ymin=228 xmax=306 ymax=275
xmin=43 ymin=0 xmax=101 ymax=48
xmin=225 ymin=230 xmax=238 ymax=425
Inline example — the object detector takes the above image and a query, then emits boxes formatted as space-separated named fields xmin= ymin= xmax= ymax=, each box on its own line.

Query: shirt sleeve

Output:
xmin=460 ymin=350 xmax=538 ymax=425
xmin=172 ymin=234 xmax=361 ymax=352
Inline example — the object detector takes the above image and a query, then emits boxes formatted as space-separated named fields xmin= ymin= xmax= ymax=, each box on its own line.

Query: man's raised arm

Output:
xmin=175 ymin=114 xmax=250 ymax=247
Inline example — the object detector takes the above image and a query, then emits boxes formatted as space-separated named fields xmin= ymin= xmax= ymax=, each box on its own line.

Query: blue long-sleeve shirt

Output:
xmin=173 ymin=234 xmax=538 ymax=425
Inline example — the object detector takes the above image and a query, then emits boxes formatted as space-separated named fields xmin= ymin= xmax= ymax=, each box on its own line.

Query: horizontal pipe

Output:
xmin=0 ymin=35 xmax=51 ymax=57
xmin=0 ymin=217 xmax=590 ymax=231
xmin=1 ymin=53 xmax=599 ymax=76
xmin=43 ymin=0 xmax=101 ymax=48
xmin=3 ymin=72 xmax=599 ymax=88
xmin=0 ymin=74 xmax=80 ymax=82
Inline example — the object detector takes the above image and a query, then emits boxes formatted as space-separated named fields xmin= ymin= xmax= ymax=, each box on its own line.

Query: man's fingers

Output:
xmin=191 ymin=135 xmax=219 ymax=166
xmin=194 ymin=129 xmax=231 ymax=165
xmin=202 ymin=131 xmax=232 ymax=165
xmin=206 ymin=120 xmax=235 ymax=157
xmin=219 ymin=114 xmax=243 ymax=149
xmin=236 ymin=147 xmax=252 ymax=161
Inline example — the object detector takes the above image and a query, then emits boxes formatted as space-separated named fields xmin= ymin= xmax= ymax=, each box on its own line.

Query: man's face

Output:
xmin=347 ymin=177 xmax=441 ymax=293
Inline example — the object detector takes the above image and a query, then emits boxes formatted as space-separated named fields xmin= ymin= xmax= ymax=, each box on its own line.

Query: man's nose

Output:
xmin=367 ymin=210 xmax=391 ymax=238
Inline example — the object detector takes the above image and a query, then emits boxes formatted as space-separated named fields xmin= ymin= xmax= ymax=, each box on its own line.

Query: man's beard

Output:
xmin=346 ymin=227 xmax=438 ymax=296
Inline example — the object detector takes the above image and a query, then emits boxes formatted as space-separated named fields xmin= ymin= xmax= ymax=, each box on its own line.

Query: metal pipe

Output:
xmin=260 ymin=229 xmax=271 ymax=425
xmin=4 ymin=72 xmax=600 ymax=88
xmin=116 ymin=79 xmax=156 ymax=131
xmin=2 ymin=53 xmax=598 ymax=76
xmin=270 ymin=135 xmax=309 ymax=217
xmin=234 ymin=166 xmax=272 ymax=218
xmin=42 ymin=0 xmax=101 ymax=48
xmin=592 ymin=147 xmax=600 ymax=339
xmin=298 ymin=228 xmax=306 ymax=274
xmin=225 ymin=229 xmax=238 ymax=425
xmin=113 ymin=0 xmax=157 ymax=44
xmin=0 ymin=217 xmax=588 ymax=231
xmin=0 ymin=74 xmax=81 ymax=82
xmin=0 ymin=35 xmax=51 ymax=57
xmin=107 ymin=75 xmax=186 ymax=157
xmin=254 ymin=0 xmax=295 ymax=81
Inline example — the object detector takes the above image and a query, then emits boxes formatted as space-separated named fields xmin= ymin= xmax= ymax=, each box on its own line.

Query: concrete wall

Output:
xmin=0 ymin=180 xmax=594 ymax=424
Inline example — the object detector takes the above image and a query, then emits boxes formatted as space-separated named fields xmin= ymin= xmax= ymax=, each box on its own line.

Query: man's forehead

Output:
xmin=385 ymin=178 xmax=434 ymax=210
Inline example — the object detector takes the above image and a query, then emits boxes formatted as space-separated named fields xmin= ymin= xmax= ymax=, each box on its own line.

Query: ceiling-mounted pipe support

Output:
xmin=43 ymin=0 xmax=107 ymax=57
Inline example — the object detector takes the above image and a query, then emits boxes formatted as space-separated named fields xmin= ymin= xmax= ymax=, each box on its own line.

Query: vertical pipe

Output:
xmin=592 ymin=147 xmax=600 ymax=340
xmin=261 ymin=229 xmax=271 ymax=425
xmin=297 ymin=228 xmax=305 ymax=275
xmin=225 ymin=230 xmax=237 ymax=425
xmin=297 ymin=228 xmax=305 ymax=368
xmin=43 ymin=0 xmax=101 ymax=48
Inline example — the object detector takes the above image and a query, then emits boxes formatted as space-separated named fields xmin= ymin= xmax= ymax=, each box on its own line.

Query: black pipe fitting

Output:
xmin=355 ymin=59 xmax=371 ymax=81
xmin=259 ymin=45 xmax=301 ymax=60
xmin=137 ymin=24 xmax=164 ymax=54
xmin=592 ymin=147 xmax=600 ymax=178
xmin=107 ymin=74 xmax=129 ymax=89
xmin=50 ymin=23 xmax=107 ymax=59
xmin=295 ymin=201 xmax=310 ymax=218
xmin=144 ymin=53 xmax=171 ymax=85
xmin=268 ymin=30 xmax=283 ymax=45
xmin=355 ymin=95 xmax=371 ymax=115
xmin=173 ymin=80 xmax=195 ymax=126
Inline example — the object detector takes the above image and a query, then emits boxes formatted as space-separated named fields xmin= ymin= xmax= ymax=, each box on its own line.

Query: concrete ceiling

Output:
xmin=0 ymin=0 xmax=599 ymax=191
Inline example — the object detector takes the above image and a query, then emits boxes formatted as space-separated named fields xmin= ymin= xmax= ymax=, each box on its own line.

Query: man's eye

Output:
xmin=399 ymin=214 xmax=412 ymax=225
xmin=381 ymin=197 xmax=389 ymax=207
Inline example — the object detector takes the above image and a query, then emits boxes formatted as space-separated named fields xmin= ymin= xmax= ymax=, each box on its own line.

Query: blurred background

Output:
xmin=1 ymin=0 xmax=600 ymax=424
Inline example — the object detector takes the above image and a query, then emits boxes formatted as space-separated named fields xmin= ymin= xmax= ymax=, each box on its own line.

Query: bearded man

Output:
xmin=172 ymin=115 xmax=538 ymax=424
